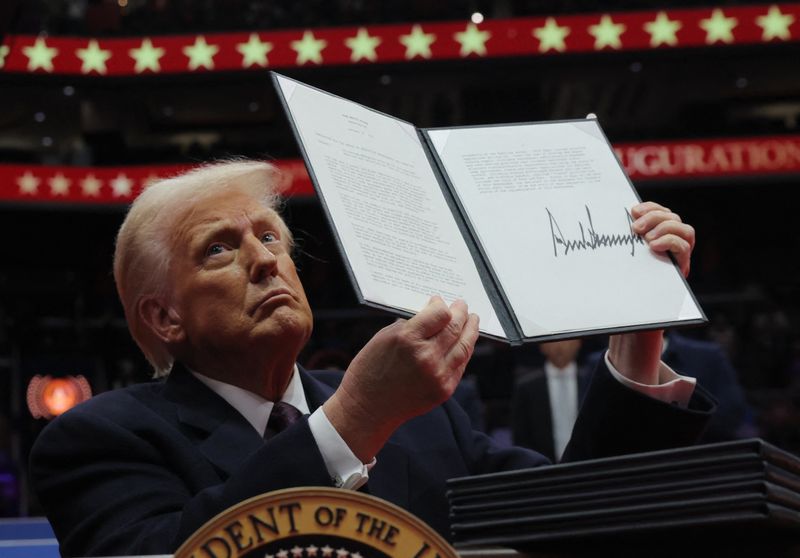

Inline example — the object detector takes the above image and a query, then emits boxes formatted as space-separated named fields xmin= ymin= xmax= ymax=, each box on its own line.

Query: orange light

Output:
xmin=27 ymin=375 xmax=92 ymax=419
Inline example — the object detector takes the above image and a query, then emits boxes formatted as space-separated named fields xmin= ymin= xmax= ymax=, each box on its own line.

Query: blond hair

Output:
xmin=113 ymin=160 xmax=291 ymax=377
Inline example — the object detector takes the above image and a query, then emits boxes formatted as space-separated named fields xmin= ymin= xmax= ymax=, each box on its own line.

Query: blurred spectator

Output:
xmin=585 ymin=332 xmax=757 ymax=442
xmin=661 ymin=332 xmax=757 ymax=441
xmin=511 ymin=339 xmax=591 ymax=462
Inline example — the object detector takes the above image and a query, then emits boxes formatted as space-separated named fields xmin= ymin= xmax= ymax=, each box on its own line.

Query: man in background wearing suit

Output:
xmin=30 ymin=161 xmax=714 ymax=557
xmin=512 ymin=340 xmax=592 ymax=462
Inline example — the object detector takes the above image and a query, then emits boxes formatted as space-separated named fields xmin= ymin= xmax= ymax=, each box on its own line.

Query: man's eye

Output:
xmin=261 ymin=232 xmax=277 ymax=244
xmin=206 ymin=243 xmax=227 ymax=257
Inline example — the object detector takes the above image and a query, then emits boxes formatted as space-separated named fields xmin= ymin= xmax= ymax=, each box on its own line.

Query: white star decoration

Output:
xmin=76 ymin=39 xmax=112 ymax=74
xmin=129 ymin=38 xmax=165 ymax=73
xmin=291 ymin=31 xmax=327 ymax=65
xmin=533 ymin=18 xmax=570 ymax=52
xmin=454 ymin=23 xmax=491 ymax=56
xmin=700 ymin=9 xmax=737 ymax=44
xmin=306 ymin=544 xmax=319 ymax=557
xmin=275 ymin=549 xmax=289 ymax=558
xmin=236 ymin=33 xmax=273 ymax=67
xmin=81 ymin=174 xmax=102 ymax=197
xmin=399 ymin=24 xmax=436 ymax=59
xmin=756 ymin=5 xmax=795 ymax=41
xmin=335 ymin=548 xmax=349 ymax=558
xmin=183 ymin=36 xmax=219 ymax=70
xmin=345 ymin=28 xmax=381 ymax=62
xmin=17 ymin=172 xmax=40 ymax=194
xmin=644 ymin=11 xmax=682 ymax=47
xmin=110 ymin=173 xmax=133 ymax=197
xmin=0 ymin=45 xmax=10 ymax=69
xmin=588 ymin=14 xmax=626 ymax=49
xmin=321 ymin=545 xmax=334 ymax=557
xmin=22 ymin=37 xmax=58 ymax=72
xmin=48 ymin=173 xmax=71 ymax=196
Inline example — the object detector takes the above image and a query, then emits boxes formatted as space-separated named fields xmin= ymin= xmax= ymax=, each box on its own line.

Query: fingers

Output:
xmin=443 ymin=312 xmax=480 ymax=383
xmin=632 ymin=201 xmax=695 ymax=278
xmin=406 ymin=296 xmax=452 ymax=339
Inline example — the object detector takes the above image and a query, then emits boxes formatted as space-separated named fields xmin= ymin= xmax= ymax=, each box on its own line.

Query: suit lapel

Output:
xmin=165 ymin=363 xmax=265 ymax=477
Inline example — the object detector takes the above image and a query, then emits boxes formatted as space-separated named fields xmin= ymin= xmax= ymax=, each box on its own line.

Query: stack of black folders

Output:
xmin=448 ymin=439 xmax=800 ymax=557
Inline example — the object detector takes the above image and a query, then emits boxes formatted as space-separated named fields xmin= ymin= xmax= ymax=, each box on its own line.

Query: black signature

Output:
xmin=547 ymin=205 xmax=644 ymax=257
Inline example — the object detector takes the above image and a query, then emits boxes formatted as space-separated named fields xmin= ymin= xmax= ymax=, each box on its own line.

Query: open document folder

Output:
xmin=273 ymin=72 xmax=705 ymax=344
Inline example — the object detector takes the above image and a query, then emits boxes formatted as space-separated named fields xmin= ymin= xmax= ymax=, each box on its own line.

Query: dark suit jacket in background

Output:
xmin=582 ymin=333 xmax=753 ymax=442
xmin=511 ymin=364 xmax=593 ymax=462
xmin=662 ymin=333 xmax=753 ymax=441
xmin=30 ymin=361 xmax=715 ymax=557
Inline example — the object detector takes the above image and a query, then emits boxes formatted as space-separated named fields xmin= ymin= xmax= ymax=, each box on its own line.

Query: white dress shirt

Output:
xmin=544 ymin=361 xmax=579 ymax=461
xmin=192 ymin=366 xmax=369 ymax=490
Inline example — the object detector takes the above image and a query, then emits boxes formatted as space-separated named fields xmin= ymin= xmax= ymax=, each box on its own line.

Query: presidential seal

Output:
xmin=175 ymin=487 xmax=459 ymax=558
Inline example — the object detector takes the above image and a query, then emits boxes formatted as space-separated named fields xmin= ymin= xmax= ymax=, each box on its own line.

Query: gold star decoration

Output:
xmin=0 ymin=44 xmax=9 ymax=69
xmin=700 ymin=9 xmax=737 ymax=44
xmin=236 ymin=33 xmax=273 ymax=67
xmin=129 ymin=38 xmax=165 ymax=73
xmin=80 ymin=174 xmax=102 ymax=197
xmin=756 ymin=5 xmax=795 ymax=41
xmin=110 ymin=173 xmax=133 ymax=197
xmin=588 ymin=14 xmax=626 ymax=50
xmin=17 ymin=171 xmax=40 ymax=194
xmin=345 ymin=28 xmax=381 ymax=62
xmin=454 ymin=23 xmax=491 ymax=56
xmin=644 ymin=11 xmax=682 ymax=47
xmin=399 ymin=24 xmax=436 ymax=59
xmin=76 ymin=39 xmax=112 ymax=74
xmin=291 ymin=31 xmax=327 ymax=65
xmin=48 ymin=173 xmax=71 ymax=196
xmin=22 ymin=37 xmax=58 ymax=72
xmin=183 ymin=36 xmax=220 ymax=70
xmin=533 ymin=18 xmax=570 ymax=52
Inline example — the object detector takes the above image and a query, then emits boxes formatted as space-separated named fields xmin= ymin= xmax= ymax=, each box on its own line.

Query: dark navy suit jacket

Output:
xmin=30 ymin=360 xmax=714 ymax=557
xmin=511 ymin=364 xmax=593 ymax=462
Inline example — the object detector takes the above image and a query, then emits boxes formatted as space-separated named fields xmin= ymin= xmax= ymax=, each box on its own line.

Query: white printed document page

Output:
xmin=426 ymin=121 xmax=704 ymax=338
xmin=275 ymin=75 xmax=505 ymax=337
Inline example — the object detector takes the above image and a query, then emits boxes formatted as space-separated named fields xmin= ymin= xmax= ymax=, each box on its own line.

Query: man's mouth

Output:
xmin=251 ymin=288 xmax=294 ymax=315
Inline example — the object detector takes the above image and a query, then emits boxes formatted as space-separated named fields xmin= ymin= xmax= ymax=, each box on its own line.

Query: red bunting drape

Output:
xmin=0 ymin=4 xmax=797 ymax=76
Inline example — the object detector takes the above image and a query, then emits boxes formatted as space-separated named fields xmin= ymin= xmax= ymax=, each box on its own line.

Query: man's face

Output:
xmin=166 ymin=188 xmax=313 ymax=363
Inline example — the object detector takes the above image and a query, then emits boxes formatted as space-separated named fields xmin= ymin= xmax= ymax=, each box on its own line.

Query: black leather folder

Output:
xmin=447 ymin=439 xmax=800 ymax=553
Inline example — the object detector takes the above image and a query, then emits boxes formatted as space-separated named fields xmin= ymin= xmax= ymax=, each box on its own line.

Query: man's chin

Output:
xmin=252 ymin=306 xmax=313 ymax=346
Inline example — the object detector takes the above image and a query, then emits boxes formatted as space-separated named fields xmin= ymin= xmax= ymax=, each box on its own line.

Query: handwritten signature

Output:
xmin=547 ymin=205 xmax=644 ymax=257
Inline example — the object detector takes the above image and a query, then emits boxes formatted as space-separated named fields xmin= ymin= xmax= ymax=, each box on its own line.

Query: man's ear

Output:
xmin=138 ymin=297 xmax=186 ymax=345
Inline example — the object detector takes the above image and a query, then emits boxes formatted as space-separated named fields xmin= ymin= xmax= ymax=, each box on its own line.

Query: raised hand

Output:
xmin=323 ymin=296 xmax=480 ymax=461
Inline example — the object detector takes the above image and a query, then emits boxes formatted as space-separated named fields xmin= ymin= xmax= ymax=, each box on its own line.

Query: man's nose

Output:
xmin=243 ymin=236 xmax=278 ymax=283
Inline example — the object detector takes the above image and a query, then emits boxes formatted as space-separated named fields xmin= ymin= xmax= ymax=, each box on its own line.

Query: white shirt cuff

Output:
xmin=308 ymin=408 xmax=372 ymax=490
xmin=604 ymin=350 xmax=696 ymax=408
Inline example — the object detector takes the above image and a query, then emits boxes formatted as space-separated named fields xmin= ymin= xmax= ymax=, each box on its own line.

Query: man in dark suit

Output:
xmin=661 ymin=332 xmax=754 ymax=442
xmin=30 ymin=161 xmax=713 ymax=557
xmin=512 ymin=340 xmax=593 ymax=462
